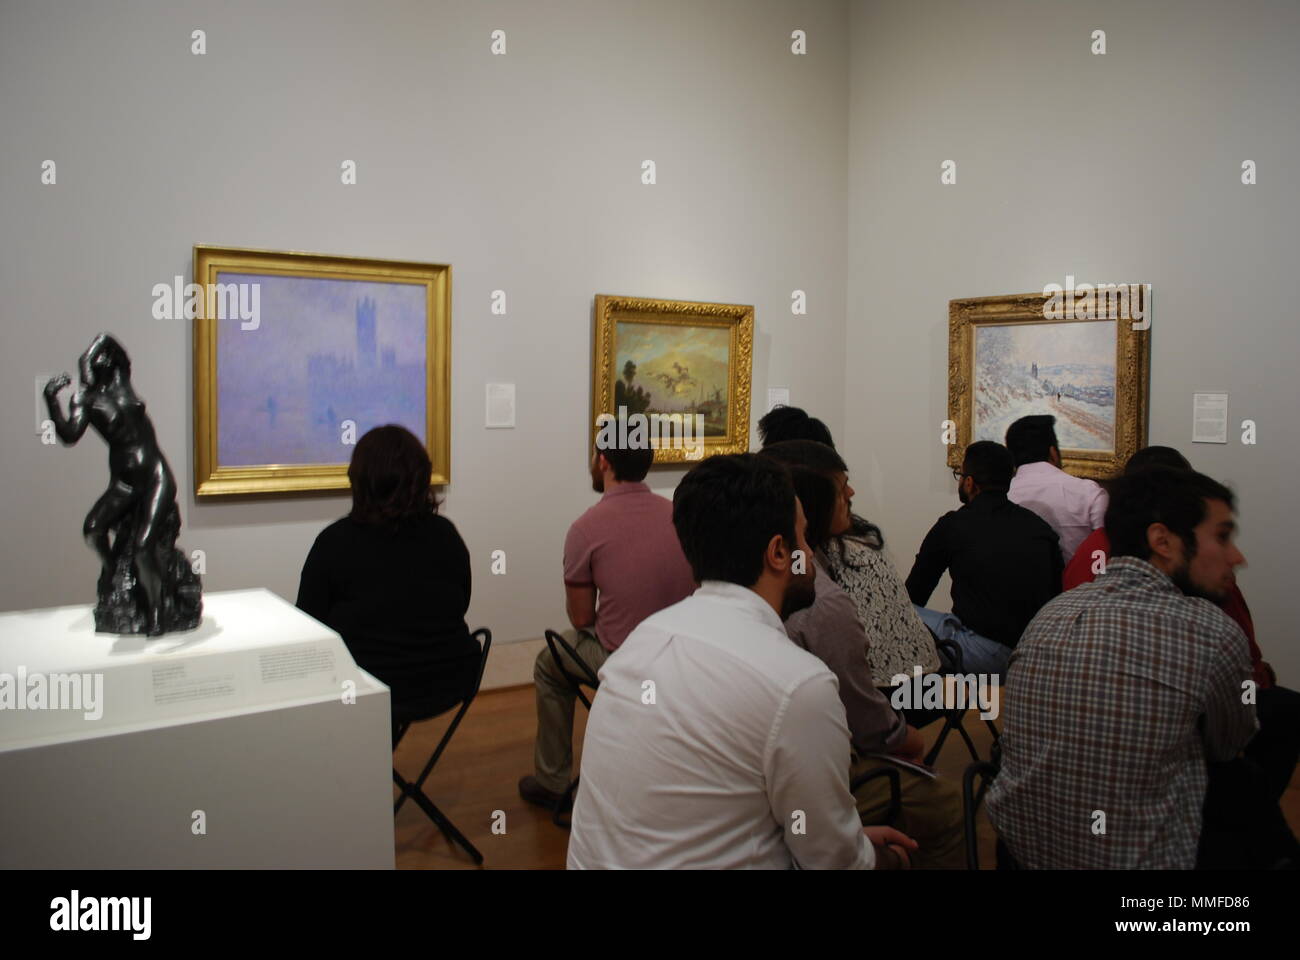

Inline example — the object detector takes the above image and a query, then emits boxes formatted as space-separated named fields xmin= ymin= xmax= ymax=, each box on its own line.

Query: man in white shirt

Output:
xmin=1005 ymin=415 xmax=1107 ymax=563
xmin=567 ymin=453 xmax=916 ymax=870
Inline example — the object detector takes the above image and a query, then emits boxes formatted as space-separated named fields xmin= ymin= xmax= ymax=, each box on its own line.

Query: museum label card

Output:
xmin=1192 ymin=392 xmax=1228 ymax=444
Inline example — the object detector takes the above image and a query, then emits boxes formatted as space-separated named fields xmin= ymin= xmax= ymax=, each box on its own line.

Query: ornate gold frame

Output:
xmin=193 ymin=245 xmax=451 ymax=497
xmin=947 ymin=290 xmax=1149 ymax=479
xmin=592 ymin=295 xmax=754 ymax=464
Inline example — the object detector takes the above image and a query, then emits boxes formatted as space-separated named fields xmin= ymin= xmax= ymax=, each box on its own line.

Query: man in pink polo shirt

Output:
xmin=519 ymin=435 xmax=696 ymax=812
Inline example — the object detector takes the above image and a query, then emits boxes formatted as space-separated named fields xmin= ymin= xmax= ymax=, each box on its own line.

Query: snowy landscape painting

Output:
xmin=973 ymin=320 xmax=1117 ymax=452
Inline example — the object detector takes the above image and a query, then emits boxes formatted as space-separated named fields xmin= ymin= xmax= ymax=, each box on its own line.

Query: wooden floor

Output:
xmin=394 ymin=683 xmax=1300 ymax=869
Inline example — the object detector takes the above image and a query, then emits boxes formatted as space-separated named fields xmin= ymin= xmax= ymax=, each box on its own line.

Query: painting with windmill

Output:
xmin=591 ymin=295 xmax=755 ymax=464
xmin=614 ymin=323 xmax=731 ymax=438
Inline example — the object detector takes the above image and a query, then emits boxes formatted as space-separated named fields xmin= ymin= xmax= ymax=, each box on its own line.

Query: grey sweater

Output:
xmin=783 ymin=558 xmax=908 ymax=756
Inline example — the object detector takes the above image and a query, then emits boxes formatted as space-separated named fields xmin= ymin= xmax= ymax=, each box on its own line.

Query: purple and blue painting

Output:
xmin=216 ymin=272 xmax=427 ymax=466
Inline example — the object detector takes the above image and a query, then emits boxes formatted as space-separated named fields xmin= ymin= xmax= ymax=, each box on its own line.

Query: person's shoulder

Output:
xmin=1006 ymin=499 xmax=1059 ymax=535
xmin=567 ymin=500 xmax=604 ymax=540
xmin=1185 ymin=596 xmax=1248 ymax=648
xmin=928 ymin=508 xmax=960 ymax=531
xmin=1070 ymin=471 xmax=1104 ymax=491
xmin=655 ymin=590 xmax=827 ymax=678
xmin=313 ymin=516 xmax=356 ymax=544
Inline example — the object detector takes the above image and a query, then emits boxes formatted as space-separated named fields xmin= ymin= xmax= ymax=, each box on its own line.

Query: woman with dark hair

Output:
xmin=296 ymin=425 xmax=478 ymax=725
xmin=762 ymin=440 xmax=942 ymax=708
xmin=823 ymin=513 xmax=942 ymax=687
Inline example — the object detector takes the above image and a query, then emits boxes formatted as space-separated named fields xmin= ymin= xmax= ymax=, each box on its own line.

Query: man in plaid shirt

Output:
xmin=987 ymin=467 xmax=1258 ymax=869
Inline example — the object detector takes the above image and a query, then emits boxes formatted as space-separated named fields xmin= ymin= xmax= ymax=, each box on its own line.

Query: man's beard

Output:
xmin=1169 ymin=558 xmax=1226 ymax=603
xmin=780 ymin=568 xmax=817 ymax=619
xmin=957 ymin=485 xmax=970 ymax=505
xmin=590 ymin=465 xmax=604 ymax=493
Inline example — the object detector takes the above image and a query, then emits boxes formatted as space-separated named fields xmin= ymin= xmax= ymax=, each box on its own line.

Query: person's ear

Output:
xmin=1147 ymin=522 xmax=1179 ymax=563
xmin=765 ymin=531 xmax=792 ymax=575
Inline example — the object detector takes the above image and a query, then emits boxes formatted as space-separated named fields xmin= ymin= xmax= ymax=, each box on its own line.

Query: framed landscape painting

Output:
xmin=592 ymin=295 xmax=754 ymax=464
xmin=193 ymin=245 xmax=450 ymax=496
xmin=947 ymin=290 xmax=1149 ymax=479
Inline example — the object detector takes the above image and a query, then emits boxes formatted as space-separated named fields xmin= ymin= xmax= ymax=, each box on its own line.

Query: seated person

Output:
xmin=987 ymin=467 xmax=1286 ymax=868
xmin=519 ymin=435 xmax=696 ymax=812
xmin=568 ymin=454 xmax=916 ymax=869
xmin=1065 ymin=445 xmax=1299 ymax=804
xmin=762 ymin=438 xmax=940 ymax=688
xmin=1005 ymin=414 xmax=1107 ymax=563
xmin=757 ymin=404 xmax=835 ymax=448
xmin=296 ymin=425 xmax=478 ymax=736
xmin=906 ymin=441 xmax=1061 ymax=677
xmin=759 ymin=442 xmax=964 ymax=869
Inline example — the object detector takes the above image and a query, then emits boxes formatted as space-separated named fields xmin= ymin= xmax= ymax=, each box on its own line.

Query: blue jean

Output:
xmin=912 ymin=605 xmax=1011 ymax=677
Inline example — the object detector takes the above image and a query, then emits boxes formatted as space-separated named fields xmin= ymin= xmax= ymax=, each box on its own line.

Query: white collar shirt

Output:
xmin=566 ymin=580 xmax=874 ymax=870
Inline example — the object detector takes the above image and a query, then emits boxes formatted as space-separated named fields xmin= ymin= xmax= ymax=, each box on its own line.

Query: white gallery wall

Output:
xmin=845 ymin=0 xmax=1300 ymax=683
xmin=0 ymin=0 xmax=849 ymax=677
xmin=4 ymin=0 xmax=1297 ymax=687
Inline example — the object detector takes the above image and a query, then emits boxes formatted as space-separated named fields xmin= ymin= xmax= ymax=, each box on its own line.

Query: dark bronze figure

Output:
xmin=44 ymin=334 xmax=202 ymax=636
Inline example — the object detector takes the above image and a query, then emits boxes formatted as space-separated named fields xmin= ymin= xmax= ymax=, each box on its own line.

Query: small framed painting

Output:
xmin=592 ymin=295 xmax=754 ymax=464
xmin=192 ymin=245 xmax=450 ymax=496
xmin=947 ymin=289 xmax=1150 ymax=479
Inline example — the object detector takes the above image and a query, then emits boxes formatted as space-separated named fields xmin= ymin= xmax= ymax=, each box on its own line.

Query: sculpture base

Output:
xmin=94 ymin=547 xmax=202 ymax=637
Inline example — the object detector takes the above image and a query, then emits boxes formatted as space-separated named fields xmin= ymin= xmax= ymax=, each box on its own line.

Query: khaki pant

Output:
xmin=533 ymin=629 xmax=610 ymax=794
xmin=851 ymin=753 xmax=967 ymax=870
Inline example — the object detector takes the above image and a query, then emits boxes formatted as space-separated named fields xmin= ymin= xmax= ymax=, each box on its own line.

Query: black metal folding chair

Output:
xmin=922 ymin=638 xmax=1001 ymax=766
xmin=961 ymin=741 xmax=1017 ymax=869
xmin=543 ymin=628 xmax=601 ymax=827
xmin=392 ymin=627 xmax=492 ymax=865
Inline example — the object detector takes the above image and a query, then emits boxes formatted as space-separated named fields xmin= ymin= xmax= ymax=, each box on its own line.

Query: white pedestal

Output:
xmin=0 ymin=589 xmax=394 ymax=868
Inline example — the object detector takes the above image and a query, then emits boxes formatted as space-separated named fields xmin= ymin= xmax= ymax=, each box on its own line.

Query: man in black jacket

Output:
xmin=906 ymin=441 xmax=1061 ymax=677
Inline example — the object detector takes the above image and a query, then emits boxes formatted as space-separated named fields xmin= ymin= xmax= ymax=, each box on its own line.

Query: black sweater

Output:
xmin=296 ymin=513 xmax=478 ymax=711
xmin=905 ymin=491 xmax=1062 ymax=648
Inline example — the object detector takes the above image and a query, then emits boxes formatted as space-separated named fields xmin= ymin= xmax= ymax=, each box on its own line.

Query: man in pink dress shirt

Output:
xmin=1005 ymin=415 xmax=1107 ymax=563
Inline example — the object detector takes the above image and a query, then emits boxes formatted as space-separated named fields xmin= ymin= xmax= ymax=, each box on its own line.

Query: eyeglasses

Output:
xmin=951 ymin=467 xmax=965 ymax=481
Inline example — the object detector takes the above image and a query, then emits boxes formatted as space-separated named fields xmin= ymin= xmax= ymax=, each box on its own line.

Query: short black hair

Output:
xmin=962 ymin=440 xmax=1014 ymax=491
xmin=672 ymin=453 xmax=796 ymax=587
xmin=1125 ymin=445 xmax=1191 ymax=474
xmin=1106 ymin=466 xmax=1236 ymax=562
xmin=757 ymin=438 xmax=848 ymax=475
xmin=1005 ymin=415 xmax=1058 ymax=466
xmin=758 ymin=406 xmax=835 ymax=448
xmin=598 ymin=445 xmax=653 ymax=482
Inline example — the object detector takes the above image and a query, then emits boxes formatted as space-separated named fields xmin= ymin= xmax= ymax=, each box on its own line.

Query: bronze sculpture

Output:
xmin=44 ymin=334 xmax=202 ymax=636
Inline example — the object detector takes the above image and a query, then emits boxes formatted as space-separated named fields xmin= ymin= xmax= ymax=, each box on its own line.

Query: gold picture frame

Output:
xmin=947 ymin=290 xmax=1149 ymax=480
xmin=193 ymin=245 xmax=451 ymax=497
xmin=592 ymin=295 xmax=754 ymax=464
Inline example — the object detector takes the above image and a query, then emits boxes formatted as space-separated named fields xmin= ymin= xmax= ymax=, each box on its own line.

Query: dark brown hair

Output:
xmin=348 ymin=425 xmax=435 ymax=526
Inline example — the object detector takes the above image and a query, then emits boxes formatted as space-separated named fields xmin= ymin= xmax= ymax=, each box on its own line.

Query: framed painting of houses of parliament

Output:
xmin=193 ymin=246 xmax=450 ymax=496
xmin=592 ymin=295 xmax=754 ymax=465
